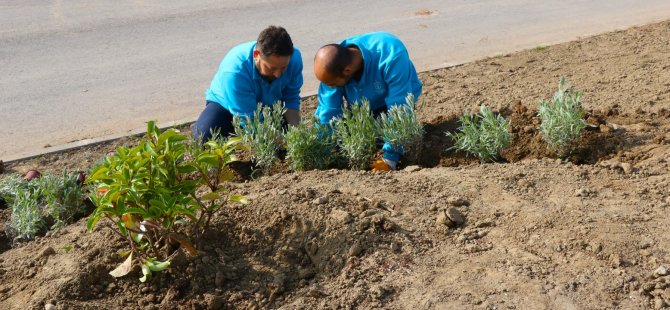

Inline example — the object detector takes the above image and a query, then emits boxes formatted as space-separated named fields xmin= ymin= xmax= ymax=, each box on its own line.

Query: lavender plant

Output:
xmin=332 ymin=99 xmax=380 ymax=170
xmin=233 ymin=102 xmax=286 ymax=175
xmin=7 ymin=186 xmax=43 ymax=241
xmin=538 ymin=77 xmax=587 ymax=157
xmin=447 ymin=105 xmax=511 ymax=163
xmin=285 ymin=118 xmax=336 ymax=171
xmin=38 ymin=170 xmax=87 ymax=230
xmin=377 ymin=94 xmax=425 ymax=162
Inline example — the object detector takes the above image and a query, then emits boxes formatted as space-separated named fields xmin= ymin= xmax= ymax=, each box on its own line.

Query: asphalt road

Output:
xmin=2 ymin=0 xmax=670 ymax=161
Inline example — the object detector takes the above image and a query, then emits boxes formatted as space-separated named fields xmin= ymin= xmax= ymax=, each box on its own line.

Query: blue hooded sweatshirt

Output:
xmin=206 ymin=41 xmax=303 ymax=118
xmin=315 ymin=32 xmax=422 ymax=162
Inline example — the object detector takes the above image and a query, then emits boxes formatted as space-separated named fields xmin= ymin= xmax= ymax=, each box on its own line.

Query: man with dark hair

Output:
xmin=193 ymin=25 xmax=303 ymax=142
xmin=313 ymin=32 xmax=422 ymax=171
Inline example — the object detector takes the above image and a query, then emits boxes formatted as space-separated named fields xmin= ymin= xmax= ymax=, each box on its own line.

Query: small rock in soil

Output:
xmin=313 ymin=196 xmax=329 ymax=205
xmin=44 ymin=303 xmax=56 ymax=310
xmin=620 ymin=163 xmax=636 ymax=174
xmin=330 ymin=209 xmax=352 ymax=224
xmin=204 ymin=293 xmax=224 ymax=309
xmin=403 ymin=165 xmax=422 ymax=172
xmin=40 ymin=246 xmax=56 ymax=257
xmin=446 ymin=196 xmax=469 ymax=207
xmin=575 ymin=188 xmax=590 ymax=197
xmin=348 ymin=243 xmax=362 ymax=257
xmin=655 ymin=298 xmax=665 ymax=309
xmin=655 ymin=266 xmax=668 ymax=277
xmin=446 ymin=208 xmax=465 ymax=226
xmin=436 ymin=211 xmax=451 ymax=227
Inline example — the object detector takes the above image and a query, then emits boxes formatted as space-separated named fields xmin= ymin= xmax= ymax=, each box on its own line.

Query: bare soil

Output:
xmin=2 ymin=20 xmax=670 ymax=310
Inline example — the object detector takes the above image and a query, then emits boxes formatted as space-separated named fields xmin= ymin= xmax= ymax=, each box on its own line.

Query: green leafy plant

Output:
xmin=87 ymin=120 xmax=247 ymax=282
xmin=285 ymin=117 xmax=336 ymax=171
xmin=377 ymin=94 xmax=425 ymax=162
xmin=538 ymin=77 xmax=587 ymax=157
xmin=332 ymin=99 xmax=380 ymax=170
xmin=447 ymin=105 xmax=511 ymax=163
xmin=233 ymin=102 xmax=286 ymax=175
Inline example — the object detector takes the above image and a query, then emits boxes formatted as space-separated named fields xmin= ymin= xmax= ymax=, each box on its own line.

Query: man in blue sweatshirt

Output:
xmin=313 ymin=32 xmax=422 ymax=171
xmin=193 ymin=25 xmax=303 ymax=142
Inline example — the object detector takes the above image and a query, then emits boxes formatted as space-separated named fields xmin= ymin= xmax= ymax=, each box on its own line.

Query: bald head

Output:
xmin=315 ymin=44 xmax=352 ymax=78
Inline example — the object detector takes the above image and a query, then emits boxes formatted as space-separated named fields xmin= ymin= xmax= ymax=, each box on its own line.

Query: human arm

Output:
xmin=315 ymin=84 xmax=345 ymax=125
xmin=282 ymin=49 xmax=303 ymax=114
xmin=284 ymin=108 xmax=300 ymax=126
xmin=383 ymin=51 xmax=417 ymax=109
xmin=219 ymin=72 xmax=258 ymax=118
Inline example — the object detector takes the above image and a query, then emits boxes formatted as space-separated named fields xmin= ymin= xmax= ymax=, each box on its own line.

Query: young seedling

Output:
xmin=447 ymin=105 xmax=511 ymax=163
xmin=332 ymin=99 xmax=380 ymax=170
xmin=233 ymin=102 xmax=286 ymax=175
xmin=377 ymin=94 xmax=425 ymax=163
xmin=285 ymin=118 xmax=336 ymax=171
xmin=538 ymin=77 xmax=587 ymax=158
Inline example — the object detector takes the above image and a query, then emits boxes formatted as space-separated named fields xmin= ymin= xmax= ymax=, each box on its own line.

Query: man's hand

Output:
xmin=284 ymin=108 xmax=301 ymax=126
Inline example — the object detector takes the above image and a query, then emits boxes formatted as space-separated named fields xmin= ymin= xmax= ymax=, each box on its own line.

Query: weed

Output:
xmin=447 ymin=105 xmax=511 ymax=163
xmin=332 ymin=99 xmax=380 ymax=170
xmin=285 ymin=118 xmax=336 ymax=171
xmin=538 ymin=77 xmax=587 ymax=157
xmin=233 ymin=102 xmax=286 ymax=175
xmin=377 ymin=94 xmax=425 ymax=162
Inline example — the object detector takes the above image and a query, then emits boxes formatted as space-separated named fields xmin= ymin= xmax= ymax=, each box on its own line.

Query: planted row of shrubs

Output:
xmin=449 ymin=77 xmax=588 ymax=162
xmin=234 ymin=94 xmax=425 ymax=174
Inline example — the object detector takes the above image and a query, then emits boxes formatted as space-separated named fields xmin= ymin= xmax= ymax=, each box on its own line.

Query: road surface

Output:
xmin=2 ymin=0 xmax=670 ymax=161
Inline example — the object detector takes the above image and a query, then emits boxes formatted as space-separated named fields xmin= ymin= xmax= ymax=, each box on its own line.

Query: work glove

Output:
xmin=371 ymin=158 xmax=397 ymax=172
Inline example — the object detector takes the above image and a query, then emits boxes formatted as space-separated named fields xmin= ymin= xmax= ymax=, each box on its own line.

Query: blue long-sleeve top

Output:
xmin=315 ymin=32 xmax=422 ymax=125
xmin=206 ymin=41 xmax=303 ymax=118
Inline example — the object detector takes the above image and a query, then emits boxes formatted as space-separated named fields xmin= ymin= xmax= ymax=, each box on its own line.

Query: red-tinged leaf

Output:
xmin=167 ymin=233 xmax=198 ymax=256
xmin=109 ymin=252 xmax=133 ymax=278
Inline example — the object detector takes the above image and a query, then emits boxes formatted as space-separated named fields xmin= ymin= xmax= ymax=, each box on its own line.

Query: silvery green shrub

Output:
xmin=233 ymin=101 xmax=286 ymax=175
xmin=447 ymin=105 xmax=511 ymax=163
xmin=538 ymin=77 xmax=587 ymax=157
xmin=286 ymin=118 xmax=335 ymax=171
xmin=332 ymin=99 xmax=380 ymax=170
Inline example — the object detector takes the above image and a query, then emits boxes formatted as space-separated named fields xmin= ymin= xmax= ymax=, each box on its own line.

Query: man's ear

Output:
xmin=253 ymin=49 xmax=261 ymax=60
xmin=342 ymin=64 xmax=354 ymax=76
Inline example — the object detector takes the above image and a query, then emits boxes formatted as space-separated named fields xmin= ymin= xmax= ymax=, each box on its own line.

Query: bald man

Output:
xmin=313 ymin=32 xmax=422 ymax=171
xmin=193 ymin=25 xmax=303 ymax=142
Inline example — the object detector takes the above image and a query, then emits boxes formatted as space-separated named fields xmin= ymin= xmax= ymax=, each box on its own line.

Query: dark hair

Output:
xmin=320 ymin=44 xmax=352 ymax=78
xmin=257 ymin=25 xmax=294 ymax=57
